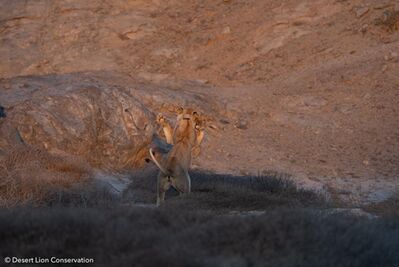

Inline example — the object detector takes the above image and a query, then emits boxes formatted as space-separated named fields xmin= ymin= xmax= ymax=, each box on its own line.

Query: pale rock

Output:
xmin=353 ymin=6 xmax=369 ymax=18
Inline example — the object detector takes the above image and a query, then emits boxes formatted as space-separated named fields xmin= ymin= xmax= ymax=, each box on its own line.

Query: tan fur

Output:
xmin=156 ymin=113 xmax=174 ymax=144
xmin=150 ymin=108 xmax=198 ymax=205
xmin=156 ymin=110 xmax=206 ymax=156
xmin=192 ymin=115 xmax=206 ymax=157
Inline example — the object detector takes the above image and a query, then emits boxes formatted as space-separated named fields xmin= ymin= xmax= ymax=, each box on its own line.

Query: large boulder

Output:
xmin=0 ymin=71 xmax=221 ymax=169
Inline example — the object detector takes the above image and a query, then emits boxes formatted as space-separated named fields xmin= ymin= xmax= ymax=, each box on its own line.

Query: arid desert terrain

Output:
xmin=0 ymin=0 xmax=399 ymax=266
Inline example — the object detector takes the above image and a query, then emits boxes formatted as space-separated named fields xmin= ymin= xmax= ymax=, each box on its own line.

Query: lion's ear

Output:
xmin=176 ymin=106 xmax=184 ymax=114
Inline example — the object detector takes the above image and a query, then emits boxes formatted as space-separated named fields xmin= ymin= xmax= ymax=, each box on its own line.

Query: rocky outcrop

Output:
xmin=0 ymin=71 xmax=220 ymax=169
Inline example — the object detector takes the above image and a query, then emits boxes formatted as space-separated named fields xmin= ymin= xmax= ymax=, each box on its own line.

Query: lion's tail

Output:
xmin=149 ymin=148 xmax=169 ymax=175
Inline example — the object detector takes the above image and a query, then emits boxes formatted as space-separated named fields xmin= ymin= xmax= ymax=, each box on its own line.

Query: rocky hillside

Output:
xmin=1 ymin=0 xmax=399 ymax=205
xmin=1 ymin=0 xmax=398 ymax=85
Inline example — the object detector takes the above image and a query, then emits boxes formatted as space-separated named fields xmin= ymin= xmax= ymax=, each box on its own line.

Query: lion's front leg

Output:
xmin=156 ymin=113 xmax=174 ymax=145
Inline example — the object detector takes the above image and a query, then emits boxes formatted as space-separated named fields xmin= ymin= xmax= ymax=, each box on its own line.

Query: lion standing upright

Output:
xmin=150 ymin=107 xmax=199 ymax=205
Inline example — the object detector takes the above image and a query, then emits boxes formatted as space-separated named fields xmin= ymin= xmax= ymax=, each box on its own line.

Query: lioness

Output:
xmin=156 ymin=110 xmax=206 ymax=156
xmin=150 ymin=107 xmax=198 ymax=205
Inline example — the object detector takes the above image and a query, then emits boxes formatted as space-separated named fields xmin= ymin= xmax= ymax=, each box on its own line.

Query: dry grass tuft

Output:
xmin=0 ymin=207 xmax=398 ymax=267
xmin=0 ymin=145 xmax=92 ymax=206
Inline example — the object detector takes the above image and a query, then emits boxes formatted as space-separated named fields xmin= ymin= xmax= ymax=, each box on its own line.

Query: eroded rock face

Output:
xmin=0 ymin=71 xmax=220 ymax=169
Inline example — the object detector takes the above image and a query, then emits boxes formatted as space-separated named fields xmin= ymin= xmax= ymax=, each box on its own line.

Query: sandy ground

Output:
xmin=1 ymin=0 xmax=399 ymax=205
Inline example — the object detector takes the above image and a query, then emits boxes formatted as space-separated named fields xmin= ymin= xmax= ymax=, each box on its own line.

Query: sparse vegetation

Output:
xmin=0 ymin=206 xmax=398 ymax=267
xmin=1 ymin=0 xmax=399 ymax=265
xmin=364 ymin=194 xmax=399 ymax=218
xmin=0 ymin=145 xmax=92 ymax=206
xmin=1 ymin=168 xmax=398 ymax=266
xmin=128 ymin=170 xmax=326 ymax=212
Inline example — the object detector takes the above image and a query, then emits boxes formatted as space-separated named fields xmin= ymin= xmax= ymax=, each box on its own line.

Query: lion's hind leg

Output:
xmin=173 ymin=169 xmax=191 ymax=196
xmin=157 ymin=173 xmax=171 ymax=206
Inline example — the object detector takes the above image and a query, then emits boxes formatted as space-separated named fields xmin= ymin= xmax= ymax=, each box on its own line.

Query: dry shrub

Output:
xmin=0 ymin=207 xmax=398 ymax=267
xmin=375 ymin=9 xmax=399 ymax=32
xmin=0 ymin=145 xmax=92 ymax=206
xmin=127 ymin=169 xmax=326 ymax=211
xmin=364 ymin=194 xmax=399 ymax=217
